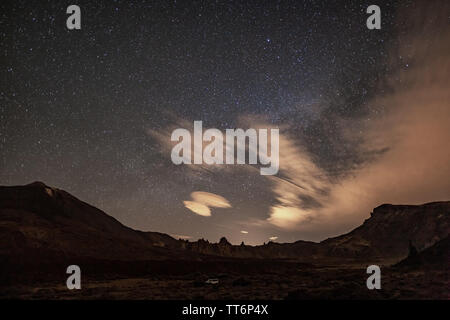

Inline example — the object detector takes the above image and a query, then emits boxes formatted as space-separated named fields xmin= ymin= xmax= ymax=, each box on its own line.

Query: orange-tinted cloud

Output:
xmin=264 ymin=1 xmax=450 ymax=239
xmin=183 ymin=201 xmax=211 ymax=216
xmin=183 ymin=191 xmax=231 ymax=216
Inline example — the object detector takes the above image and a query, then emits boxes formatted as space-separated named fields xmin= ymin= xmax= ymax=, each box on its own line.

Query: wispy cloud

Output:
xmin=147 ymin=2 xmax=450 ymax=241
xmin=263 ymin=1 xmax=450 ymax=237
xmin=265 ymin=132 xmax=330 ymax=229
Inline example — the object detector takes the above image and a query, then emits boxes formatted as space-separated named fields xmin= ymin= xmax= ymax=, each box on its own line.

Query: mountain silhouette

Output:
xmin=1 ymin=182 xmax=449 ymax=299
xmin=396 ymin=234 xmax=449 ymax=269
xmin=1 ymin=182 xmax=448 ymax=264
xmin=0 ymin=181 xmax=186 ymax=261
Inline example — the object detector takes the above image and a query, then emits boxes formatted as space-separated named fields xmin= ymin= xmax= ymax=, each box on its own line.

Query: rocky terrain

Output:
xmin=0 ymin=182 xmax=448 ymax=299
xmin=182 ymin=201 xmax=449 ymax=263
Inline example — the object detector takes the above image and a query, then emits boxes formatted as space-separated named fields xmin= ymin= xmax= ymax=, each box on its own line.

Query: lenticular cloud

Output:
xmin=184 ymin=191 xmax=231 ymax=216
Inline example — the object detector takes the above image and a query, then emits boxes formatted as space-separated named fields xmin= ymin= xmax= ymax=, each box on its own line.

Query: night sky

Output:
xmin=1 ymin=0 xmax=449 ymax=244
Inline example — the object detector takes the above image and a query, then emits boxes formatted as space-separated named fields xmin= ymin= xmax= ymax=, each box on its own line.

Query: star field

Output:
xmin=3 ymin=0 xmax=440 ymax=245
